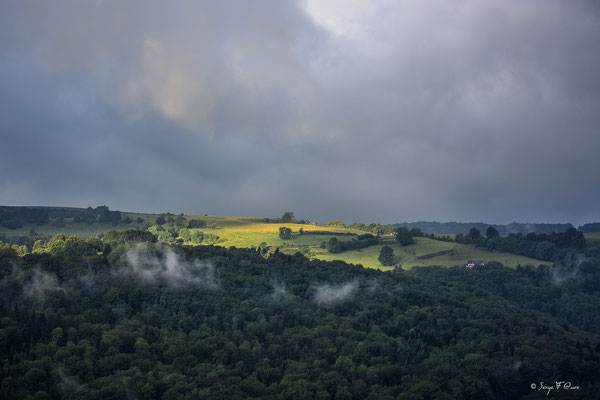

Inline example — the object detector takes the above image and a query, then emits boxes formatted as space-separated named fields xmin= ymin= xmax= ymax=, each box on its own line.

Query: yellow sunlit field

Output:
xmin=186 ymin=216 xmax=545 ymax=269
xmin=313 ymin=237 xmax=545 ymax=270
xmin=195 ymin=217 xmax=366 ymax=249
xmin=1 ymin=212 xmax=548 ymax=270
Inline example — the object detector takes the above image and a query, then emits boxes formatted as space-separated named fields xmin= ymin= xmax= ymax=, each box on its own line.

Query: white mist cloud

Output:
xmin=314 ymin=280 xmax=358 ymax=304
xmin=56 ymin=366 xmax=81 ymax=392
xmin=22 ymin=269 xmax=65 ymax=301
xmin=270 ymin=282 xmax=290 ymax=300
xmin=551 ymin=254 xmax=587 ymax=285
xmin=77 ymin=269 xmax=96 ymax=296
xmin=551 ymin=268 xmax=578 ymax=286
xmin=513 ymin=360 xmax=522 ymax=371
xmin=125 ymin=244 xmax=217 ymax=287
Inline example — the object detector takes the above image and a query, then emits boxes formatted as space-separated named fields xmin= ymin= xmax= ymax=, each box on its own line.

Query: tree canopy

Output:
xmin=396 ymin=225 xmax=415 ymax=246
xmin=378 ymin=245 xmax=395 ymax=266
xmin=281 ymin=212 xmax=296 ymax=223
xmin=486 ymin=226 xmax=499 ymax=238
xmin=1 ymin=237 xmax=599 ymax=399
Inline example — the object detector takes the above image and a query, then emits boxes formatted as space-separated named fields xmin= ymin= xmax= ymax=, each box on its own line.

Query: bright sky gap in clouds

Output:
xmin=0 ymin=0 xmax=599 ymax=225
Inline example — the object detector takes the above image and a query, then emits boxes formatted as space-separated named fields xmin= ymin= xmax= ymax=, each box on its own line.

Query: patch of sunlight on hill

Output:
xmin=313 ymin=237 xmax=546 ymax=270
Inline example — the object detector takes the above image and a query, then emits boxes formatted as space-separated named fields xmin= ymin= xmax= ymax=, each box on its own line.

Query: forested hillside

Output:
xmin=1 ymin=235 xmax=599 ymax=399
xmin=0 ymin=207 xmax=551 ymax=269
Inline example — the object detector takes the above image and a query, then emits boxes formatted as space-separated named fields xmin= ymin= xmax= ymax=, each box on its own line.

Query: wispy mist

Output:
xmin=0 ymin=265 xmax=72 ymax=311
xmin=314 ymin=280 xmax=358 ymax=305
xmin=269 ymin=282 xmax=291 ymax=301
xmin=125 ymin=244 xmax=217 ymax=287
xmin=22 ymin=269 xmax=64 ymax=300
xmin=551 ymin=254 xmax=587 ymax=285
xmin=56 ymin=366 xmax=81 ymax=392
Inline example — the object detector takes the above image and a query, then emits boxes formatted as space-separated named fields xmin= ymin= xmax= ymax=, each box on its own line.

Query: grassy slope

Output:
xmin=313 ymin=237 xmax=545 ymax=270
xmin=0 ymin=212 xmax=157 ymax=241
xmin=194 ymin=217 xmax=366 ymax=248
xmin=1 ymin=209 xmax=546 ymax=269
xmin=585 ymin=232 xmax=600 ymax=242
xmin=197 ymin=218 xmax=544 ymax=269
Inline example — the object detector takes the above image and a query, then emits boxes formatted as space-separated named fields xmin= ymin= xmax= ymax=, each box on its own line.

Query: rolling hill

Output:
xmin=0 ymin=206 xmax=549 ymax=269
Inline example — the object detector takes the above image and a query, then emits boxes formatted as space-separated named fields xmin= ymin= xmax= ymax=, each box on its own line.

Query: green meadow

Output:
xmin=0 ymin=212 xmax=156 ymax=241
xmin=166 ymin=216 xmax=546 ymax=269
xmin=1 ymin=209 xmax=549 ymax=269
xmin=194 ymin=217 xmax=365 ymax=247
xmin=585 ymin=232 xmax=600 ymax=243
xmin=312 ymin=237 xmax=545 ymax=270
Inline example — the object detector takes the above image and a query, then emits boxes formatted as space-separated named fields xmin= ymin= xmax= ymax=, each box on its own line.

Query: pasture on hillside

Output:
xmin=0 ymin=212 xmax=156 ymax=241
xmin=191 ymin=219 xmax=545 ymax=269
xmin=194 ymin=218 xmax=366 ymax=249
xmin=585 ymin=232 xmax=600 ymax=242
xmin=1 ymin=208 xmax=548 ymax=270
xmin=312 ymin=236 xmax=546 ymax=270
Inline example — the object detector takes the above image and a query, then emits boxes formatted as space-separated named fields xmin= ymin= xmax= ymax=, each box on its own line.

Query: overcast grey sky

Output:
xmin=1 ymin=0 xmax=599 ymax=225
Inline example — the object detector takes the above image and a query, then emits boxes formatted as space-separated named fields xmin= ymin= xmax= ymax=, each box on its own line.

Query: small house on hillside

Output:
xmin=466 ymin=259 xmax=485 ymax=268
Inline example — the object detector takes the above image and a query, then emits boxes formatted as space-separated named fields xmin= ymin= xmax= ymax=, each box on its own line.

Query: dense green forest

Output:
xmin=1 ymin=232 xmax=599 ymax=399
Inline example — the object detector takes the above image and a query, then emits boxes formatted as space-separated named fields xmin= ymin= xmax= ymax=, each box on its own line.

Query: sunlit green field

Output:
xmin=1 ymin=210 xmax=547 ymax=270
xmin=192 ymin=219 xmax=544 ymax=269
xmin=312 ymin=237 xmax=545 ymax=270
xmin=195 ymin=218 xmax=366 ymax=248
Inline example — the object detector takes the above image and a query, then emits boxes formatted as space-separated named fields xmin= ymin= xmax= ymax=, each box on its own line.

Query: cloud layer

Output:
xmin=314 ymin=280 xmax=358 ymax=304
xmin=125 ymin=244 xmax=217 ymax=287
xmin=1 ymin=1 xmax=599 ymax=225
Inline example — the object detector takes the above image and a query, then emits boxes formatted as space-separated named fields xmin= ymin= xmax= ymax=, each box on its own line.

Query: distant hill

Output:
xmin=1 ymin=205 xmax=549 ymax=269
xmin=579 ymin=222 xmax=600 ymax=233
xmin=393 ymin=221 xmax=574 ymax=235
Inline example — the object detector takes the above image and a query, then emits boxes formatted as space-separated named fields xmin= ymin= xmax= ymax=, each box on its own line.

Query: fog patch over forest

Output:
xmin=56 ymin=366 xmax=81 ymax=393
xmin=22 ymin=269 xmax=64 ymax=301
xmin=1 ymin=239 xmax=600 ymax=398
xmin=124 ymin=244 xmax=218 ymax=287
xmin=270 ymin=282 xmax=290 ymax=300
xmin=0 ymin=265 xmax=66 ymax=308
xmin=551 ymin=254 xmax=588 ymax=285
xmin=314 ymin=280 xmax=358 ymax=305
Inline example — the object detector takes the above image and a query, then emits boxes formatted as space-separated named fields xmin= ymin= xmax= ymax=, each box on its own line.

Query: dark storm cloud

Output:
xmin=1 ymin=0 xmax=599 ymax=225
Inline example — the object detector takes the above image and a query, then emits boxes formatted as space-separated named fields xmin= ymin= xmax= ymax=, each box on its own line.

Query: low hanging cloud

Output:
xmin=314 ymin=280 xmax=358 ymax=305
xmin=56 ymin=366 xmax=82 ymax=393
xmin=77 ymin=269 xmax=97 ymax=297
xmin=551 ymin=267 xmax=579 ymax=286
xmin=0 ymin=265 xmax=66 ymax=311
xmin=551 ymin=254 xmax=587 ymax=285
xmin=125 ymin=244 xmax=218 ymax=287
xmin=22 ymin=269 xmax=65 ymax=300
xmin=269 ymin=281 xmax=293 ymax=302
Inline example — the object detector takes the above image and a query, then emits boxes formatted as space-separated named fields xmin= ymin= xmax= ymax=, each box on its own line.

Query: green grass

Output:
xmin=0 ymin=212 xmax=157 ymax=241
xmin=585 ymin=232 xmax=600 ymax=243
xmin=194 ymin=220 xmax=366 ymax=249
xmin=1 ymin=209 xmax=547 ymax=270
xmin=312 ymin=237 xmax=545 ymax=270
